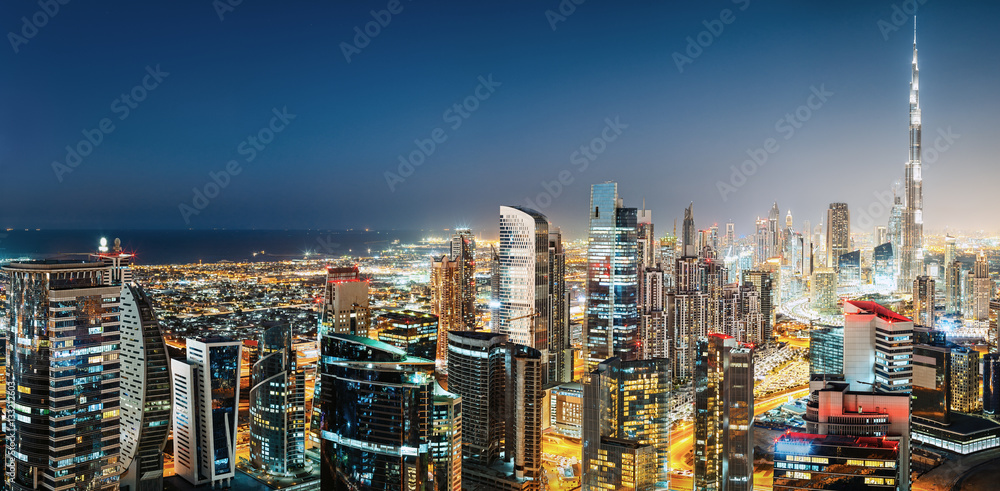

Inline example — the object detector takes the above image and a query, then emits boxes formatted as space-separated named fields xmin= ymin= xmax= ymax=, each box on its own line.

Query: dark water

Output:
xmin=0 ymin=229 xmax=425 ymax=265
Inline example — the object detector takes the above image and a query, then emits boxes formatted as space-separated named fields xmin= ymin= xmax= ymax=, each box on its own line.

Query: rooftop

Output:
xmin=845 ymin=300 xmax=912 ymax=323
xmin=777 ymin=432 xmax=900 ymax=450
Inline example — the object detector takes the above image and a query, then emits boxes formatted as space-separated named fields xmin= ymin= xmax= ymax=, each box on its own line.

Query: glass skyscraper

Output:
xmin=585 ymin=182 xmax=639 ymax=371
xmin=249 ymin=323 xmax=306 ymax=475
xmin=4 ymin=261 xmax=124 ymax=491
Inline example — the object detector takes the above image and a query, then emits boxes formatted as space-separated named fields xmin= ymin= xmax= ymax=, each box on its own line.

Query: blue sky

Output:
xmin=2 ymin=0 xmax=998 ymax=238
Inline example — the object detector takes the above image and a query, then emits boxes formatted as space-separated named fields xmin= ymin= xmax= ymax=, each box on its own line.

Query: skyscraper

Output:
xmin=583 ymin=357 xmax=670 ymax=491
xmin=809 ymin=326 xmax=844 ymax=376
xmin=972 ymin=251 xmax=991 ymax=321
xmin=317 ymin=334 xmax=437 ymax=489
xmin=913 ymin=275 xmax=935 ymax=327
xmin=249 ymin=323 xmax=306 ymax=475
xmin=901 ymin=20 xmax=924 ymax=294
xmin=432 ymin=255 xmax=463 ymax=365
xmin=446 ymin=331 xmax=507 ymax=466
xmin=693 ymin=334 xmax=754 ymax=491
xmin=451 ymin=228 xmax=477 ymax=329
xmin=585 ymin=183 xmax=639 ymax=370
xmin=549 ymin=229 xmax=572 ymax=383
xmin=172 ymin=336 xmax=242 ymax=487
xmin=951 ymin=347 xmax=980 ymax=413
xmin=683 ymin=202 xmax=696 ymax=257
xmin=984 ymin=353 xmax=1000 ymax=414
xmin=945 ymin=260 xmax=962 ymax=314
xmin=4 ymin=261 xmax=124 ymax=491
xmin=119 ymin=282 xmax=172 ymax=491
xmin=498 ymin=205 xmax=551 ymax=377
xmin=741 ymin=270 xmax=774 ymax=341
xmin=431 ymin=384 xmax=463 ymax=491
xmin=810 ymin=268 xmax=838 ymax=316
xmin=826 ymin=203 xmax=850 ymax=269
xmin=842 ymin=300 xmax=913 ymax=394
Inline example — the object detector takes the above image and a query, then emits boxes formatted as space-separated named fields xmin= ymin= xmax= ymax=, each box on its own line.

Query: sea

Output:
xmin=0 ymin=229 xmax=428 ymax=265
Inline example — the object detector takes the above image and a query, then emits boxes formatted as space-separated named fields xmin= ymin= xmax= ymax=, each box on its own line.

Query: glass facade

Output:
xmin=773 ymin=433 xmax=899 ymax=490
xmin=809 ymin=327 xmax=843 ymax=376
xmin=249 ymin=323 xmax=306 ymax=475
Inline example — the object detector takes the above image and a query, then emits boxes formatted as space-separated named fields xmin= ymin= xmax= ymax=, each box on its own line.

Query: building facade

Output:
xmin=249 ymin=324 xmax=306 ymax=475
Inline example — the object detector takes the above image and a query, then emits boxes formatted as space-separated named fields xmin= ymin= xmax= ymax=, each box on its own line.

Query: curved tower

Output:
xmin=119 ymin=282 xmax=172 ymax=491
xmin=901 ymin=19 xmax=923 ymax=292
xmin=249 ymin=323 xmax=306 ymax=475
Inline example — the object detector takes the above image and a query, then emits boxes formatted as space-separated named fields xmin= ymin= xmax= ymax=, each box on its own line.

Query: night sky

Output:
xmin=3 ymin=0 xmax=999 ymax=238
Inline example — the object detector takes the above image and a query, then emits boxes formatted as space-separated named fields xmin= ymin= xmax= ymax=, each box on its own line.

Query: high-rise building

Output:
xmin=448 ymin=330 xmax=543 ymax=491
xmin=548 ymin=229 xmax=572 ymax=383
xmin=837 ymin=250 xmax=861 ymax=286
xmin=741 ymin=270 xmax=774 ymax=341
xmin=585 ymin=183 xmax=639 ymax=370
xmin=944 ymin=235 xmax=957 ymax=271
xmin=876 ymin=226 xmax=888 ymax=246
xmin=683 ymin=202 xmax=696 ymax=257
xmin=4 ymin=260 xmax=124 ymax=491
xmin=671 ymin=292 xmax=708 ymax=380
xmin=498 ymin=206 xmax=550 ymax=372
xmin=431 ymin=230 xmax=477 ymax=368
xmin=249 ymin=324 xmax=306 ymax=475
xmin=172 ymin=336 xmax=242 ymax=487
xmin=803 ymin=381 xmax=911 ymax=491
xmin=842 ymin=301 xmax=913 ymax=394
xmin=376 ymin=309 xmax=438 ymax=360
xmin=810 ymin=268 xmax=838 ymax=316
xmin=912 ymin=338 xmax=951 ymax=425
xmin=826 ymin=203 xmax=850 ymax=269
xmin=639 ymin=268 xmax=668 ymax=360
xmin=945 ymin=260 xmax=962 ymax=314
xmin=431 ymin=383 xmax=463 ymax=491
xmin=317 ymin=334 xmax=439 ymax=489
xmin=724 ymin=221 xmax=735 ymax=252
xmin=693 ymin=334 xmax=754 ymax=491
xmin=913 ymin=275 xmax=935 ymax=327
xmin=450 ymin=228 xmax=477 ymax=329
xmin=312 ymin=266 xmax=370 ymax=450
xmin=951 ymin=347 xmax=980 ymax=413
xmin=887 ymin=194 xmax=904 ymax=284
xmin=637 ymin=209 xmax=655 ymax=270
xmin=972 ymin=251 xmax=991 ymax=321
xmin=984 ymin=354 xmax=1000 ymax=414
xmin=773 ymin=433 xmax=902 ymax=490
xmin=809 ymin=326 xmax=843 ymax=376
xmin=873 ymin=242 xmax=895 ymax=289
xmin=583 ymin=357 xmax=670 ymax=490
xmin=660 ymin=234 xmax=678 ymax=291
xmin=119 ymin=282 xmax=172 ymax=491
xmin=900 ymin=21 xmax=924 ymax=294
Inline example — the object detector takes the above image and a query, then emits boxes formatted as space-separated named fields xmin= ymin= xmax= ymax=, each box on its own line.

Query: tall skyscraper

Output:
xmin=972 ymin=251 xmax=991 ymax=321
xmin=431 ymin=384 xmax=463 ymax=491
xmin=913 ymin=275 xmax=935 ymax=327
xmin=549 ymin=229 xmax=572 ymax=383
xmin=312 ymin=266 xmax=370 ymax=450
xmin=809 ymin=327 xmax=844 ymax=376
xmin=842 ymin=300 xmax=913 ymax=394
xmin=810 ymin=268 xmax=838 ymax=316
xmin=172 ymin=336 xmax=242 ymax=487
xmin=724 ymin=221 xmax=735 ymax=252
xmin=694 ymin=334 xmax=754 ymax=491
xmin=4 ymin=261 xmax=124 ymax=491
xmin=945 ymin=260 xmax=962 ymax=314
xmin=984 ymin=353 xmax=1000 ymax=414
xmin=448 ymin=331 xmax=543 ymax=490
xmin=585 ymin=183 xmax=639 ymax=370
xmin=583 ymin=357 xmax=670 ymax=491
xmin=901 ymin=21 xmax=924 ymax=293
xmin=683 ymin=202 xmax=696 ymax=257
xmin=249 ymin=323 xmax=306 ymax=475
xmin=450 ymin=228 xmax=477 ymax=329
xmin=826 ymin=203 xmax=850 ymax=269
xmin=741 ymin=270 xmax=774 ymax=341
xmin=317 ymin=334 xmax=439 ymax=489
xmin=119 ymin=282 xmax=172 ymax=491
xmin=498 ymin=205 xmax=551 ymax=379
xmin=951 ymin=347 xmax=980 ymax=413
xmin=432 ymin=255 xmax=463 ymax=365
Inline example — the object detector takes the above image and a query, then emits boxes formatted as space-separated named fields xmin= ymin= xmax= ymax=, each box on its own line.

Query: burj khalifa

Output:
xmin=900 ymin=19 xmax=923 ymax=293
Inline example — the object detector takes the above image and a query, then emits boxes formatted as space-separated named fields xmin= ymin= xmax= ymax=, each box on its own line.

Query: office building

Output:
xmin=431 ymin=383 xmax=463 ymax=491
xmin=432 ymin=255 xmax=463 ymax=365
xmin=900 ymin=25 xmax=924 ymax=293
xmin=973 ymin=251 xmax=991 ymax=321
xmin=583 ymin=358 xmax=670 ymax=490
xmin=826 ymin=203 xmax=850 ymax=269
xmin=498 ymin=206 xmax=551 ymax=373
xmin=741 ymin=270 xmax=774 ymax=341
xmin=837 ymin=250 xmax=861 ymax=286
xmin=172 ymin=336 xmax=242 ymax=487
xmin=548 ymin=229 xmax=572 ymax=383
xmin=913 ymin=275 xmax=935 ymax=327
xmin=317 ymin=334 xmax=440 ymax=489
xmin=550 ymin=382 xmax=583 ymax=439
xmin=4 ymin=261 xmax=124 ymax=491
xmin=842 ymin=300 xmax=912 ymax=394
xmin=912 ymin=340 xmax=951 ymax=424
xmin=585 ymin=183 xmax=639 ymax=370
xmin=946 ymin=260 xmax=962 ymax=314
xmin=773 ymin=433 xmax=902 ymax=490
xmin=809 ymin=326 xmax=843 ymax=376
xmin=376 ymin=309 xmax=438 ymax=360
xmin=682 ymin=202 xmax=696 ymax=257
xmin=119 ymin=283 xmax=172 ymax=491
xmin=447 ymin=331 xmax=544 ymax=491
xmin=873 ymin=242 xmax=895 ymax=289
xmin=804 ymin=381 xmax=911 ymax=491
xmin=951 ymin=347 xmax=980 ymax=413
xmin=249 ymin=324 xmax=306 ymax=475
xmin=694 ymin=334 xmax=754 ymax=491
xmin=810 ymin=269 xmax=838 ymax=316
